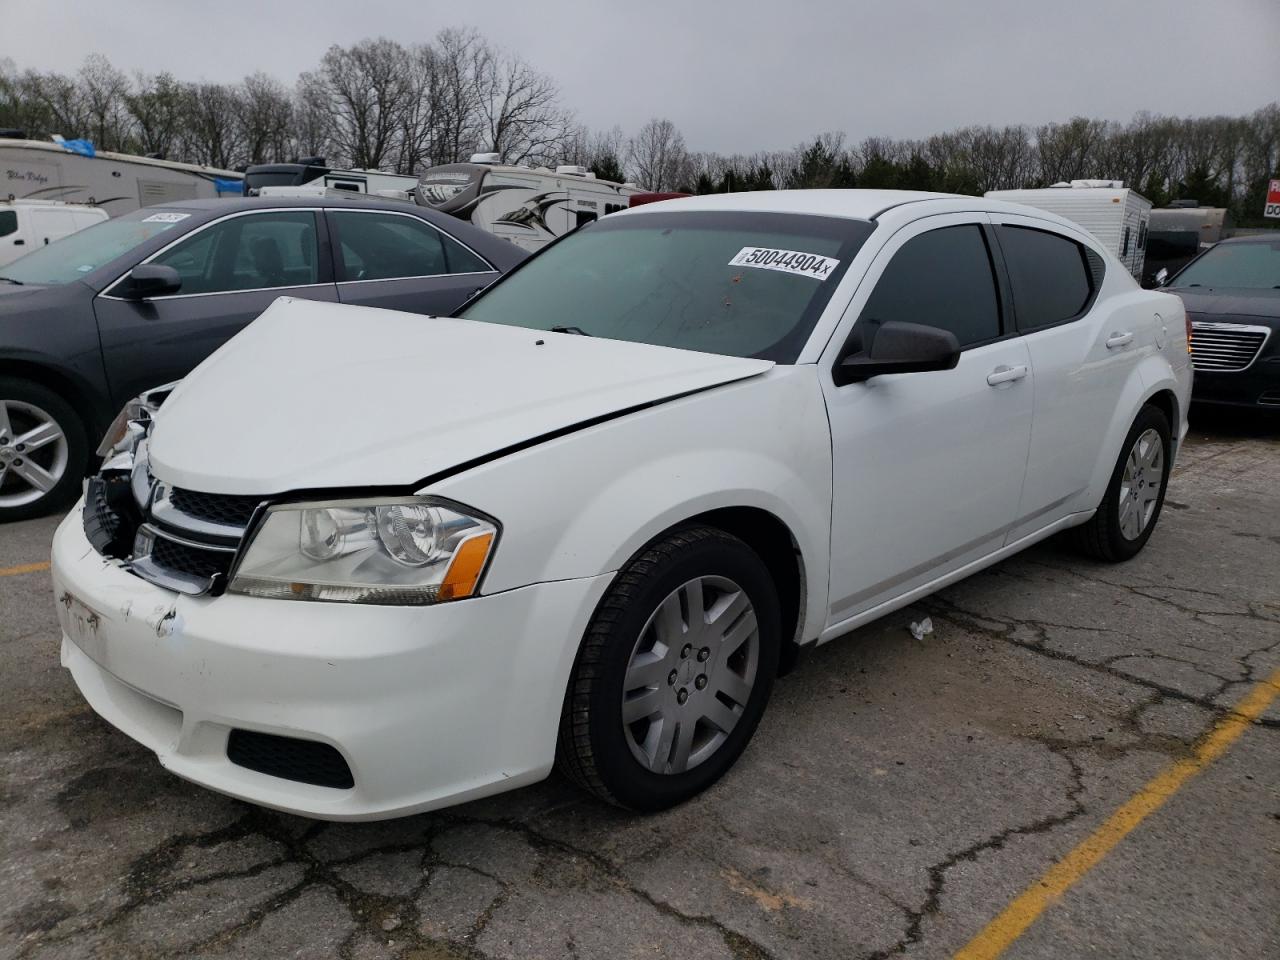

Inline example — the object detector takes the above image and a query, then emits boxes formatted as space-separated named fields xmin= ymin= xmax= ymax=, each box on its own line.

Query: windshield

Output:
xmin=0 ymin=210 xmax=193 ymax=285
xmin=1172 ymin=240 xmax=1280 ymax=291
xmin=460 ymin=211 xmax=874 ymax=362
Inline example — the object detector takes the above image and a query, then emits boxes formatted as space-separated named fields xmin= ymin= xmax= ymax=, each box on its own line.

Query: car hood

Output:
xmin=148 ymin=297 xmax=774 ymax=495
xmin=1168 ymin=286 xmax=1280 ymax=321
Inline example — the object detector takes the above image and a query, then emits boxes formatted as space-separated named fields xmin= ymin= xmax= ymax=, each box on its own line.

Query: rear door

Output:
xmin=988 ymin=214 xmax=1132 ymax=541
xmin=93 ymin=208 xmax=339 ymax=404
xmin=326 ymin=209 xmax=501 ymax=316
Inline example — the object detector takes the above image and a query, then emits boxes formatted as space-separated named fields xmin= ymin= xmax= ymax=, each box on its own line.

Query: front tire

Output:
xmin=1073 ymin=404 xmax=1171 ymax=562
xmin=556 ymin=525 xmax=781 ymax=811
xmin=0 ymin=378 xmax=89 ymax=523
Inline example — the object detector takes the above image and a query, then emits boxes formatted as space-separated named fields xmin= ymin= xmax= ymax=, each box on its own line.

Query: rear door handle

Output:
xmin=1105 ymin=332 xmax=1134 ymax=349
xmin=986 ymin=364 xmax=1028 ymax=386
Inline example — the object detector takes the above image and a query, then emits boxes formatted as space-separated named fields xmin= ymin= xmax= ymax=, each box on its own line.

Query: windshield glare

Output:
xmin=460 ymin=211 xmax=875 ymax=362
xmin=1172 ymin=240 xmax=1280 ymax=291
xmin=0 ymin=211 xmax=191 ymax=285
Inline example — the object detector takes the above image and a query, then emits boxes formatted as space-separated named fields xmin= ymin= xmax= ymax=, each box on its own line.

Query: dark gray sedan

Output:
xmin=0 ymin=196 xmax=526 ymax=521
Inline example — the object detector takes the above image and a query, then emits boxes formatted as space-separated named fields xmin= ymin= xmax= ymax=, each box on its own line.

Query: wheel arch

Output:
xmin=650 ymin=506 xmax=807 ymax=676
xmin=0 ymin=357 xmax=106 ymax=439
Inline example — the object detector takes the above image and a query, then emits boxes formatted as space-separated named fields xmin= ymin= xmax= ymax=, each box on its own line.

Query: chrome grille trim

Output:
xmin=1190 ymin=321 xmax=1269 ymax=372
xmin=126 ymin=487 xmax=261 ymax=596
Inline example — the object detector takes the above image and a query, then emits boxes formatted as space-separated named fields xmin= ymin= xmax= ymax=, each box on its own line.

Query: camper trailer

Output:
xmin=244 ymin=160 xmax=419 ymax=202
xmin=1143 ymin=203 xmax=1233 ymax=286
xmin=0 ymin=138 xmax=243 ymax=215
xmin=415 ymin=154 xmax=640 ymax=250
xmin=986 ymin=180 xmax=1152 ymax=279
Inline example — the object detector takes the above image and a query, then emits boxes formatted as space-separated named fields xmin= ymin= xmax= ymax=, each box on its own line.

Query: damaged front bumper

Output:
xmin=52 ymin=508 xmax=613 ymax=820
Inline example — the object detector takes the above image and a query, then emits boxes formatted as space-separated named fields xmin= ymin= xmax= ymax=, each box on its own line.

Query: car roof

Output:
xmin=149 ymin=196 xmax=424 ymax=213
xmin=1214 ymin=232 xmax=1280 ymax=245
xmin=615 ymin=189 xmax=959 ymax=221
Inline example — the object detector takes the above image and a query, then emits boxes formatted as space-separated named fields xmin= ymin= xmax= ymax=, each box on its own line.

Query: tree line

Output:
xmin=2 ymin=35 xmax=1277 ymax=223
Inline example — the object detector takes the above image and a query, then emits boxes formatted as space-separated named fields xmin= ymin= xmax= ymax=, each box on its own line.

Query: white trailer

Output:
xmin=0 ymin=139 xmax=243 ymax=215
xmin=416 ymin=154 xmax=640 ymax=251
xmin=243 ymin=160 xmax=419 ymax=202
xmin=986 ymin=180 xmax=1152 ymax=279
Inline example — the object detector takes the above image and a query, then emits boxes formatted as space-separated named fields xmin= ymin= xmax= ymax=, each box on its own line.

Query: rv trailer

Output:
xmin=986 ymin=180 xmax=1153 ymax=280
xmin=244 ymin=160 xmax=419 ymax=202
xmin=0 ymin=138 xmax=243 ymax=215
xmin=415 ymin=154 xmax=640 ymax=250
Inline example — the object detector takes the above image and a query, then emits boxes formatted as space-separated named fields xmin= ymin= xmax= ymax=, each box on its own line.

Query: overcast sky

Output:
xmin=4 ymin=0 xmax=1278 ymax=154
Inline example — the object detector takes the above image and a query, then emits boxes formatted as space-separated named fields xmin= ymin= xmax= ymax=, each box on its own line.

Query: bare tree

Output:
xmin=430 ymin=28 xmax=482 ymax=165
xmin=77 ymin=54 xmax=132 ymax=149
xmin=628 ymin=118 xmax=690 ymax=191
xmin=289 ymin=72 xmax=333 ymax=161
xmin=180 ymin=82 xmax=244 ymax=169
xmin=124 ymin=72 xmax=186 ymax=158
xmin=239 ymin=71 xmax=293 ymax=164
xmin=320 ymin=38 xmax=411 ymax=170
xmin=469 ymin=40 xmax=573 ymax=166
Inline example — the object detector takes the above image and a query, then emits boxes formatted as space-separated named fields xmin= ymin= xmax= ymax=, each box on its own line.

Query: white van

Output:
xmin=0 ymin=200 xmax=109 ymax=268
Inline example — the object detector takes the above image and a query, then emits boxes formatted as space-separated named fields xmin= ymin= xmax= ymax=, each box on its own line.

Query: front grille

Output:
xmin=227 ymin=730 xmax=354 ymax=789
xmin=1259 ymin=390 xmax=1280 ymax=407
xmin=83 ymin=474 xmax=138 ymax=558
xmin=1190 ymin=324 xmax=1268 ymax=372
xmin=168 ymin=488 xmax=263 ymax=527
xmin=150 ymin=535 xmax=234 ymax=581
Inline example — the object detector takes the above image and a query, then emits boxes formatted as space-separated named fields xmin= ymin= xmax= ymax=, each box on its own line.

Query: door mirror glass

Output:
xmin=122 ymin=264 xmax=183 ymax=299
xmin=834 ymin=320 xmax=960 ymax=385
xmin=1154 ymin=267 xmax=1169 ymax=287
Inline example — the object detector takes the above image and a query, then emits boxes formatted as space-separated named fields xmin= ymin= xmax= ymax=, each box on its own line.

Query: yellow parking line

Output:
xmin=0 ymin=561 xmax=50 ymax=577
xmin=955 ymin=666 xmax=1280 ymax=960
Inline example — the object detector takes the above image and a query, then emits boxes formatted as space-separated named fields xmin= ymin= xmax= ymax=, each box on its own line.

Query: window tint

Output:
xmin=997 ymin=225 xmax=1093 ymax=330
xmin=858 ymin=224 xmax=1001 ymax=348
xmin=150 ymin=211 xmax=318 ymax=295
xmin=0 ymin=210 xmax=16 ymax=238
xmin=330 ymin=211 xmax=491 ymax=281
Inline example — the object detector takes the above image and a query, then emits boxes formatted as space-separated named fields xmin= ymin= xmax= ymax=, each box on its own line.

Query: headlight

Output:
xmin=228 ymin=497 xmax=498 ymax=605
xmin=97 ymin=381 xmax=181 ymax=460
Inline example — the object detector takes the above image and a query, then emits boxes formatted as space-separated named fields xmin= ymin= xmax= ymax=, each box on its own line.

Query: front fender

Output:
xmin=426 ymin=367 xmax=834 ymax=644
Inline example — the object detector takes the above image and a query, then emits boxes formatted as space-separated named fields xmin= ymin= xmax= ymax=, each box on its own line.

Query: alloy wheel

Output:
xmin=621 ymin=575 xmax=760 ymax=775
xmin=0 ymin=399 xmax=70 ymax=509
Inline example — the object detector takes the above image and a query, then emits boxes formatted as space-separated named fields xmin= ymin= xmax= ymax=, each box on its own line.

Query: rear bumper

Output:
xmin=51 ymin=508 xmax=613 ymax=820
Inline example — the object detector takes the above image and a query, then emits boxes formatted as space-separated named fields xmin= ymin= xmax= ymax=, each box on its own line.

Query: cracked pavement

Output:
xmin=2 ymin=411 xmax=1277 ymax=960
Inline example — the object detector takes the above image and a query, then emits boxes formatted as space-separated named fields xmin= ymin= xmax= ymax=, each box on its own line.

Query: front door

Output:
xmin=93 ymin=209 xmax=338 ymax=405
xmin=821 ymin=214 xmax=1034 ymax=633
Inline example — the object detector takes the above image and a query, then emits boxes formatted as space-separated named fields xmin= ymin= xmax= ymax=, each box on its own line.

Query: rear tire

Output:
xmin=556 ymin=525 xmax=781 ymax=811
xmin=0 ymin=377 xmax=88 ymax=523
xmin=1073 ymin=404 xmax=1171 ymax=562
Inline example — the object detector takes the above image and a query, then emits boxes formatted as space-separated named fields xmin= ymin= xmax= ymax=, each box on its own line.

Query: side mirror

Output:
xmin=834 ymin=320 xmax=961 ymax=386
xmin=1154 ymin=267 xmax=1169 ymax=287
xmin=121 ymin=264 xmax=182 ymax=299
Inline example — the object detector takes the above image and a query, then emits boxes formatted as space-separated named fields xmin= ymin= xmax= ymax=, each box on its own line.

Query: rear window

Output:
xmin=461 ymin=211 xmax=875 ymax=362
xmin=997 ymin=226 xmax=1093 ymax=330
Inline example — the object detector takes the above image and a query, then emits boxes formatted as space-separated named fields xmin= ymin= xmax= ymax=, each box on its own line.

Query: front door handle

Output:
xmin=1105 ymin=332 xmax=1134 ymax=349
xmin=987 ymin=364 xmax=1028 ymax=386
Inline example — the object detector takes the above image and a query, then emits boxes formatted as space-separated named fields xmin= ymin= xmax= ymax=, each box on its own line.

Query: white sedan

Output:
xmin=50 ymin=190 xmax=1192 ymax=820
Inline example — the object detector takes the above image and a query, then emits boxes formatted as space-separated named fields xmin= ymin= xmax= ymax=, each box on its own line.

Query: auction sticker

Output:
xmin=141 ymin=212 xmax=190 ymax=223
xmin=730 ymin=247 xmax=839 ymax=280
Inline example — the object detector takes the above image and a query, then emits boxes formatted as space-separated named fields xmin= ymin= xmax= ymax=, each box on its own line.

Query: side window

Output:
xmin=1121 ymin=226 xmax=1131 ymax=258
xmin=996 ymin=225 xmax=1093 ymax=331
xmin=150 ymin=211 xmax=318 ymax=295
xmin=0 ymin=210 xmax=17 ymax=238
xmin=858 ymin=224 xmax=1001 ymax=349
xmin=330 ymin=211 xmax=491 ymax=281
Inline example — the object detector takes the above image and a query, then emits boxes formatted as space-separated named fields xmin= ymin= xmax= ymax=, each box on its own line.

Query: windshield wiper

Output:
xmin=0 ymin=276 xmax=22 ymax=285
xmin=549 ymin=325 xmax=591 ymax=336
